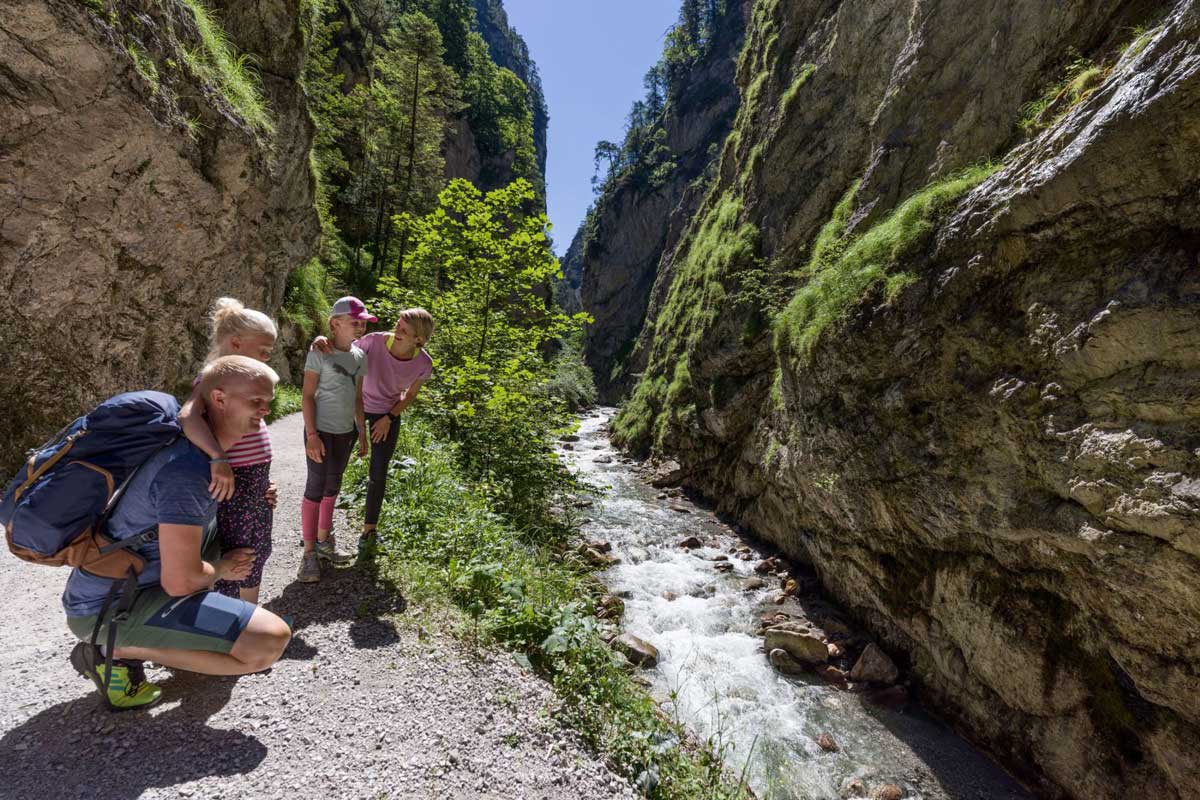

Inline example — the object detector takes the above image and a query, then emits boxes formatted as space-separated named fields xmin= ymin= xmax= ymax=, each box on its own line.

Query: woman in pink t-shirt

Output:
xmin=313 ymin=308 xmax=434 ymax=562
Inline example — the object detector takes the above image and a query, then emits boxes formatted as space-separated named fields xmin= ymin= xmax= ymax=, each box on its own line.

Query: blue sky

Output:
xmin=498 ymin=0 xmax=683 ymax=255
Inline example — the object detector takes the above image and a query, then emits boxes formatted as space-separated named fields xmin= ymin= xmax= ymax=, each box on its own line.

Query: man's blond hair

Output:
xmin=199 ymin=355 xmax=279 ymax=395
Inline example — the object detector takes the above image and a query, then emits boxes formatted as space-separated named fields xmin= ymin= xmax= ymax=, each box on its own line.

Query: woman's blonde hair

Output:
xmin=397 ymin=307 xmax=434 ymax=345
xmin=207 ymin=297 xmax=277 ymax=361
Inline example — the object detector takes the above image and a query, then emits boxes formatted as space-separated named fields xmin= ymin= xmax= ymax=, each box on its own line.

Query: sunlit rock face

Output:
xmin=589 ymin=0 xmax=1200 ymax=796
xmin=0 ymin=0 xmax=320 ymax=467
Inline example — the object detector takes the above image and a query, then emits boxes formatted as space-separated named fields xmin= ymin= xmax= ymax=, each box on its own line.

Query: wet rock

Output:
xmin=587 ymin=540 xmax=612 ymax=554
xmin=580 ymin=547 xmax=617 ymax=568
xmin=678 ymin=536 xmax=703 ymax=549
xmin=595 ymin=455 xmax=613 ymax=464
xmin=592 ymin=444 xmax=603 ymax=450
xmin=560 ymin=434 xmax=580 ymax=442
xmin=597 ymin=595 xmax=625 ymax=620
xmin=870 ymin=784 xmax=904 ymax=800
xmin=665 ymin=488 xmax=683 ymax=498
xmin=843 ymin=778 xmax=868 ymax=798
xmin=662 ymin=591 xmax=678 ymax=601
xmin=816 ymin=665 xmax=850 ymax=687
xmin=562 ymin=443 xmax=575 ymax=450
xmin=764 ymin=627 xmax=828 ymax=664
xmin=648 ymin=460 xmax=685 ymax=487
xmin=816 ymin=733 xmax=840 ymax=752
xmin=743 ymin=577 xmax=767 ymax=591
xmin=850 ymin=644 xmax=899 ymax=684
xmin=656 ymin=492 xmax=668 ymax=499
xmin=754 ymin=557 xmax=780 ymax=574
xmin=768 ymin=648 xmax=808 ymax=676
xmin=715 ymin=561 xmax=734 ymax=573
xmin=572 ymin=499 xmax=594 ymax=509
xmin=772 ymin=593 xmax=788 ymax=605
xmin=612 ymin=633 xmax=659 ymax=668
xmin=669 ymin=503 xmax=691 ymax=513
xmin=711 ymin=554 xmax=729 ymax=561
xmin=781 ymin=578 xmax=799 ymax=595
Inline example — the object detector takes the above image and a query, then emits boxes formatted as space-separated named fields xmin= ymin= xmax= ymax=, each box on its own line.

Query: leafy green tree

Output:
xmin=378 ymin=178 xmax=587 ymax=529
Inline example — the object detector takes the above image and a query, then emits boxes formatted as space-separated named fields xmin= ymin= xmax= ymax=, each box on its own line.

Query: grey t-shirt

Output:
xmin=304 ymin=345 xmax=367 ymax=434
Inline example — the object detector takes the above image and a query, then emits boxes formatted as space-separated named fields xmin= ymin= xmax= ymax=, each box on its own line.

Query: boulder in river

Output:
xmin=648 ymin=459 xmax=685 ymax=487
xmin=744 ymin=577 xmax=767 ymax=591
xmin=816 ymin=733 xmax=840 ymax=752
xmin=870 ymin=784 xmax=905 ymax=800
xmin=765 ymin=626 xmax=828 ymax=664
xmin=768 ymin=648 xmax=807 ymax=676
xmin=595 ymin=455 xmax=613 ymax=463
xmin=850 ymin=644 xmax=899 ymax=684
xmin=560 ymin=434 xmax=580 ymax=442
xmin=678 ymin=536 xmax=703 ymax=549
xmin=587 ymin=540 xmax=612 ymax=553
xmin=612 ymin=633 xmax=659 ymax=668
xmin=715 ymin=561 xmax=734 ymax=573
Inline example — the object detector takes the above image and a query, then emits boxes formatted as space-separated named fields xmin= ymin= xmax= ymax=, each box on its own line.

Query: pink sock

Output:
xmin=319 ymin=496 xmax=336 ymax=532
xmin=301 ymin=498 xmax=319 ymax=543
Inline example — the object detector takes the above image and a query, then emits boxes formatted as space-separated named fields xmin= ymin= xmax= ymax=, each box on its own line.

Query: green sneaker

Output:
xmin=355 ymin=532 xmax=378 ymax=565
xmin=70 ymin=642 xmax=162 ymax=711
xmin=315 ymin=535 xmax=351 ymax=565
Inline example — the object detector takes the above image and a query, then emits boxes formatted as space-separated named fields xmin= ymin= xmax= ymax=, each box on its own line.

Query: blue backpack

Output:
xmin=1 ymin=391 xmax=182 ymax=579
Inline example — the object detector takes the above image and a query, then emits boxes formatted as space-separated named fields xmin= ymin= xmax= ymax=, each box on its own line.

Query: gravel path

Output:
xmin=0 ymin=412 xmax=633 ymax=800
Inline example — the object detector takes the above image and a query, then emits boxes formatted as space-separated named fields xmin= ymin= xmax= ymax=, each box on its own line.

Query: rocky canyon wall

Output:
xmin=0 ymin=0 xmax=320 ymax=469
xmin=599 ymin=0 xmax=1200 ymax=796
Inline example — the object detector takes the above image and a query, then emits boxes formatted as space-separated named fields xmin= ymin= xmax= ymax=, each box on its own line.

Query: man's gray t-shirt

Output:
xmin=304 ymin=345 xmax=367 ymax=434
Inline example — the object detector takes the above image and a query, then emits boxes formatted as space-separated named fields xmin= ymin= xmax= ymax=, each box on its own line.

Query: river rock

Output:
xmin=562 ymin=443 xmax=575 ymax=450
xmin=768 ymin=648 xmax=807 ymax=676
xmin=816 ymin=665 xmax=849 ymax=687
xmin=816 ymin=733 xmax=840 ymax=752
xmin=782 ymin=578 xmax=799 ymax=595
xmin=715 ymin=561 xmax=734 ymax=573
xmin=597 ymin=595 xmax=625 ymax=620
xmin=842 ymin=779 xmax=868 ymax=798
xmin=581 ymin=547 xmax=617 ymax=568
xmin=711 ymin=554 xmax=729 ymax=561
xmin=612 ymin=633 xmax=658 ymax=668
xmin=754 ymin=557 xmax=780 ymax=574
xmin=648 ymin=459 xmax=685 ymax=487
xmin=764 ymin=627 xmax=828 ymax=665
xmin=669 ymin=503 xmax=690 ymax=513
xmin=678 ymin=536 xmax=703 ymax=549
xmin=850 ymin=644 xmax=899 ymax=684
xmin=744 ymin=577 xmax=767 ymax=591
xmin=870 ymin=785 xmax=904 ymax=800
xmin=587 ymin=540 xmax=612 ymax=553
xmin=560 ymin=434 xmax=580 ymax=442
xmin=595 ymin=455 xmax=613 ymax=463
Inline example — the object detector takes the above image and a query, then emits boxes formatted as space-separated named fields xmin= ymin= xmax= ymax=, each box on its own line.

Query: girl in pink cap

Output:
xmin=311 ymin=307 xmax=434 ymax=562
xmin=296 ymin=296 xmax=372 ymax=583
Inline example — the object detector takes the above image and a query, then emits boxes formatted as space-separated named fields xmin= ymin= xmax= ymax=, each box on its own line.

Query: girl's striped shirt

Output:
xmin=227 ymin=419 xmax=272 ymax=467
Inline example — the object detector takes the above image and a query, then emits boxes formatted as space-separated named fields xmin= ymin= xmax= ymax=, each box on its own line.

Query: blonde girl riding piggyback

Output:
xmin=296 ymin=296 xmax=371 ymax=583
xmin=312 ymin=307 xmax=433 ymax=562
xmin=179 ymin=297 xmax=279 ymax=605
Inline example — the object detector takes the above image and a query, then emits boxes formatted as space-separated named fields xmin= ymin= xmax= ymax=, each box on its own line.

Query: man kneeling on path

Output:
xmin=65 ymin=356 xmax=292 ymax=709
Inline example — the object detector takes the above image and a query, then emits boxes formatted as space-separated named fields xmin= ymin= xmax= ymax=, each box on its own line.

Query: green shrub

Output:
xmin=1019 ymin=55 xmax=1108 ymax=136
xmin=774 ymin=163 xmax=999 ymax=361
xmin=545 ymin=332 xmax=598 ymax=412
xmin=126 ymin=45 xmax=161 ymax=93
xmin=267 ymin=383 xmax=302 ymax=422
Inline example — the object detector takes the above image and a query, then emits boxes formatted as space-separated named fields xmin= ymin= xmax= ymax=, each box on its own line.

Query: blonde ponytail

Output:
xmin=207 ymin=297 xmax=278 ymax=362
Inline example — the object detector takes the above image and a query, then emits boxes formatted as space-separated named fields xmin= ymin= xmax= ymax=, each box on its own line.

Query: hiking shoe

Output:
xmin=70 ymin=642 xmax=162 ymax=711
xmin=316 ymin=535 xmax=351 ymax=565
xmin=355 ymin=533 xmax=378 ymax=565
xmin=297 ymin=551 xmax=321 ymax=583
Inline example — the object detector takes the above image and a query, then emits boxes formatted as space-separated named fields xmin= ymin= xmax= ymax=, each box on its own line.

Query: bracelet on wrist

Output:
xmin=210 ymin=457 xmax=230 ymax=464
xmin=387 ymin=412 xmax=398 ymax=421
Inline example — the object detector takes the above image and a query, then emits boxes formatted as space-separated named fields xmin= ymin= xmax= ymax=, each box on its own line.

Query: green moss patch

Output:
xmin=774 ymin=163 xmax=998 ymax=362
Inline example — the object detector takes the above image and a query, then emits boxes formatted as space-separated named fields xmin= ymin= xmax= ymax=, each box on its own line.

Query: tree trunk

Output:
xmin=395 ymin=58 xmax=422 ymax=282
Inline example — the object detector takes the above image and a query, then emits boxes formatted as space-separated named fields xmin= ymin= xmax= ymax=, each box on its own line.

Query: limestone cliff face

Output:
xmin=0 ymin=0 xmax=320 ymax=468
xmin=600 ymin=0 xmax=1200 ymax=797
xmin=579 ymin=2 xmax=747 ymax=401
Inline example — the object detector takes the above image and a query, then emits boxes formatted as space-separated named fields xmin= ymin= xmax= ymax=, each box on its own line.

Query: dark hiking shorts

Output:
xmin=67 ymin=587 xmax=257 ymax=654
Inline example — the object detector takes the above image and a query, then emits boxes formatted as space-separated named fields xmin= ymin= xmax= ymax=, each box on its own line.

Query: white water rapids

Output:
xmin=562 ymin=408 xmax=1033 ymax=800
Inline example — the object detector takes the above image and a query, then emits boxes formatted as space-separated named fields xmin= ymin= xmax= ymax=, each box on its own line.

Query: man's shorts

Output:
xmin=67 ymin=587 xmax=257 ymax=654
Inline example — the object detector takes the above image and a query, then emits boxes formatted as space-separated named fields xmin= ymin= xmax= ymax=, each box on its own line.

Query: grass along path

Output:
xmin=0 ymin=411 xmax=635 ymax=800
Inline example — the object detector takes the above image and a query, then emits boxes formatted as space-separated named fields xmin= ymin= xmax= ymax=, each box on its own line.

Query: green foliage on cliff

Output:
xmin=774 ymin=163 xmax=999 ymax=361
xmin=179 ymin=0 xmax=273 ymax=134
xmin=613 ymin=190 xmax=758 ymax=451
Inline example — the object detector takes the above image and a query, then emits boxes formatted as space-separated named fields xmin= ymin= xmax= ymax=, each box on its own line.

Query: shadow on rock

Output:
xmin=0 ymin=682 xmax=265 ymax=800
xmin=263 ymin=561 xmax=406 ymax=657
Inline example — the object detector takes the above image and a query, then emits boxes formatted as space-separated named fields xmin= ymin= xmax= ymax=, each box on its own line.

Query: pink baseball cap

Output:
xmin=331 ymin=296 xmax=377 ymax=322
